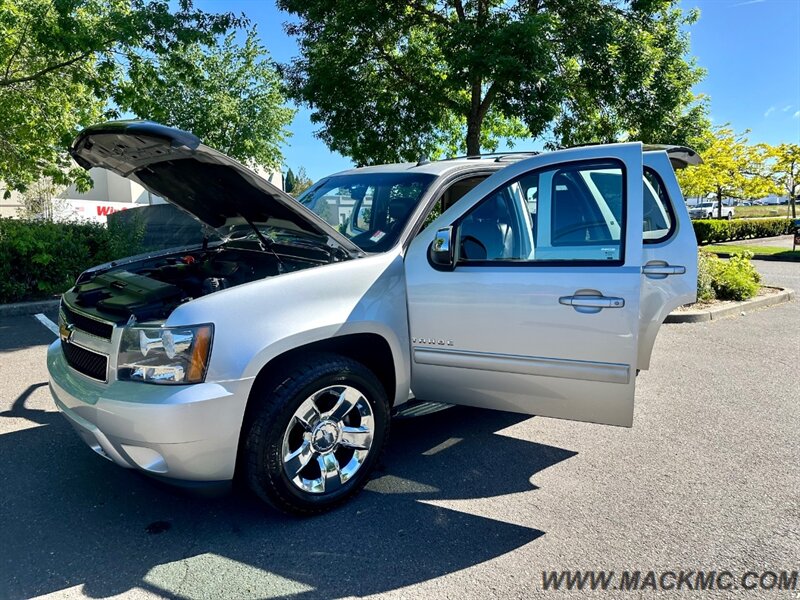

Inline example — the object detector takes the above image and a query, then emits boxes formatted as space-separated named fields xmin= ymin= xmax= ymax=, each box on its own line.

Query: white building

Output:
xmin=1 ymin=166 xmax=284 ymax=222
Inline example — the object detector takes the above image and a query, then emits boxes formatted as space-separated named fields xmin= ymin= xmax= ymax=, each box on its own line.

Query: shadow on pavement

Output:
xmin=0 ymin=391 xmax=576 ymax=599
xmin=0 ymin=311 xmax=59 ymax=353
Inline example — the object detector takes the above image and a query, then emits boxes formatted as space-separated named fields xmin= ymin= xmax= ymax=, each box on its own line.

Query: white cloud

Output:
xmin=764 ymin=106 xmax=776 ymax=117
xmin=733 ymin=0 xmax=765 ymax=6
xmin=782 ymin=105 xmax=793 ymax=112
xmin=794 ymin=111 xmax=800 ymax=119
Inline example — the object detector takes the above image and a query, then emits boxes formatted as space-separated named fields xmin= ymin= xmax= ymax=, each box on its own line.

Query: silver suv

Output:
xmin=48 ymin=121 xmax=699 ymax=514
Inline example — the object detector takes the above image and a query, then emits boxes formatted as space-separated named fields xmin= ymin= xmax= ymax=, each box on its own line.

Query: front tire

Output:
xmin=243 ymin=353 xmax=390 ymax=515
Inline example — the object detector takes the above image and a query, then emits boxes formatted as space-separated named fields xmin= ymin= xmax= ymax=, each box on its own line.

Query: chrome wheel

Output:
xmin=281 ymin=385 xmax=374 ymax=494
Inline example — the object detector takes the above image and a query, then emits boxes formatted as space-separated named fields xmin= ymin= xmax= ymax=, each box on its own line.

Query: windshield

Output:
xmin=298 ymin=172 xmax=437 ymax=252
xmin=699 ymin=202 xmax=715 ymax=207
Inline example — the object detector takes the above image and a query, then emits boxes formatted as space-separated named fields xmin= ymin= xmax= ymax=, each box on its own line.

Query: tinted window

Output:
xmin=456 ymin=160 xmax=625 ymax=264
xmin=643 ymin=168 xmax=674 ymax=242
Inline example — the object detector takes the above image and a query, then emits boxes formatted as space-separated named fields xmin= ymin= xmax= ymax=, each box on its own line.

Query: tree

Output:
xmin=285 ymin=168 xmax=296 ymax=193
xmin=763 ymin=143 xmax=800 ymax=219
xmin=677 ymin=127 xmax=774 ymax=218
xmin=17 ymin=177 xmax=67 ymax=221
xmin=289 ymin=167 xmax=313 ymax=197
xmin=118 ymin=29 xmax=295 ymax=169
xmin=279 ymin=0 xmax=708 ymax=164
xmin=0 ymin=0 xmax=242 ymax=194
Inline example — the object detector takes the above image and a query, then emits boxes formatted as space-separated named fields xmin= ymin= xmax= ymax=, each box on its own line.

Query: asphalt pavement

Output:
xmin=0 ymin=260 xmax=797 ymax=599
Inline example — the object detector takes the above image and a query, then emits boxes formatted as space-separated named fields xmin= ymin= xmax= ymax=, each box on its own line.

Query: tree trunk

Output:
xmin=466 ymin=118 xmax=481 ymax=156
xmin=717 ymin=187 xmax=723 ymax=219
xmin=466 ymin=77 xmax=483 ymax=156
xmin=791 ymin=194 xmax=797 ymax=219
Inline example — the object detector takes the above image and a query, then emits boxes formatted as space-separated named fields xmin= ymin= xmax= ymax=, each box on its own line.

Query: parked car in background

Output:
xmin=48 ymin=121 xmax=700 ymax=514
xmin=688 ymin=201 xmax=734 ymax=220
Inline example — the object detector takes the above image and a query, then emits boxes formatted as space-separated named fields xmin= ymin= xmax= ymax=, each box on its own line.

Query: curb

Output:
xmin=666 ymin=287 xmax=795 ymax=323
xmin=711 ymin=251 xmax=800 ymax=262
xmin=0 ymin=299 xmax=60 ymax=318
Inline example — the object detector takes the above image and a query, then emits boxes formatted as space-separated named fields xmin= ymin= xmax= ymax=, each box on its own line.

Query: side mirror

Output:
xmin=429 ymin=226 xmax=455 ymax=270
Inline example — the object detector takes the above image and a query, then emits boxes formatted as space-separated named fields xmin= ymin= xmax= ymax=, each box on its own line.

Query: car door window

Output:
xmin=642 ymin=168 xmax=674 ymax=242
xmin=456 ymin=159 xmax=625 ymax=264
xmin=421 ymin=175 xmax=490 ymax=231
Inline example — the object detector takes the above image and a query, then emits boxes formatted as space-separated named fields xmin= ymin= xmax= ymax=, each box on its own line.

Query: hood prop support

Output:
xmin=242 ymin=215 xmax=285 ymax=273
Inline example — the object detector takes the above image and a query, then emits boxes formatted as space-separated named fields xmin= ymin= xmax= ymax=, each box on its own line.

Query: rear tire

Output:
xmin=242 ymin=353 xmax=390 ymax=515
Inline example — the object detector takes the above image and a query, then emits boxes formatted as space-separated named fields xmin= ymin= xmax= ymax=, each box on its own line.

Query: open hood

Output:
xmin=69 ymin=120 xmax=361 ymax=255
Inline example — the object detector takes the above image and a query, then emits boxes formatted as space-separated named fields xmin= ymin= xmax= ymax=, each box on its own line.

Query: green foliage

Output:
xmin=288 ymin=167 xmax=313 ymax=197
xmin=0 ymin=0 xmax=243 ymax=193
xmin=761 ymin=143 xmax=800 ymax=218
xmin=713 ymin=252 xmax=761 ymax=301
xmin=677 ymin=126 xmax=777 ymax=217
xmin=285 ymin=168 xmax=296 ymax=193
xmin=696 ymin=251 xmax=719 ymax=302
xmin=280 ymin=0 xmax=708 ymax=163
xmin=696 ymin=250 xmax=760 ymax=302
xmin=118 ymin=29 xmax=295 ymax=169
xmin=0 ymin=217 xmax=144 ymax=302
xmin=692 ymin=217 xmax=793 ymax=244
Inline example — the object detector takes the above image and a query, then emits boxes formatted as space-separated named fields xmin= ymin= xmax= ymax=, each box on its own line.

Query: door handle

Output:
xmin=559 ymin=295 xmax=625 ymax=309
xmin=642 ymin=263 xmax=686 ymax=277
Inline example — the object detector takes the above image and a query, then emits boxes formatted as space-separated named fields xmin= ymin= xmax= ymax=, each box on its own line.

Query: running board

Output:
xmin=392 ymin=400 xmax=454 ymax=419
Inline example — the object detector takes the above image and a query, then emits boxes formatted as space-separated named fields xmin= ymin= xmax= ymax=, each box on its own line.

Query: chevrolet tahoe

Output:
xmin=48 ymin=121 xmax=699 ymax=514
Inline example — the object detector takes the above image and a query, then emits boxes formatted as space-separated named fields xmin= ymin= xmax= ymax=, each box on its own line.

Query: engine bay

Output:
xmin=65 ymin=242 xmax=330 ymax=322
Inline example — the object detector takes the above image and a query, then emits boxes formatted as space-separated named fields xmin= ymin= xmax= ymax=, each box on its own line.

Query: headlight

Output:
xmin=118 ymin=324 xmax=213 ymax=384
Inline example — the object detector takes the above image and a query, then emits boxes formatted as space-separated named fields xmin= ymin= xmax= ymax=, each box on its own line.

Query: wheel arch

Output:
xmin=234 ymin=330 xmax=400 ymax=485
xmin=247 ymin=332 xmax=398 ymax=407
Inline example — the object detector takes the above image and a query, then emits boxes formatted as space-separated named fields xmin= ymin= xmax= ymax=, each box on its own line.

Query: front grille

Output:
xmin=62 ymin=342 xmax=108 ymax=381
xmin=62 ymin=304 xmax=114 ymax=340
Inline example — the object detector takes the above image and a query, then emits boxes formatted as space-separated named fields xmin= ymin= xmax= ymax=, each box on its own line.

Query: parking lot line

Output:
xmin=34 ymin=313 xmax=59 ymax=337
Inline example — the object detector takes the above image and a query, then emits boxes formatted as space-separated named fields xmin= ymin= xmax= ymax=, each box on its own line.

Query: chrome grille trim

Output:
xmin=60 ymin=302 xmax=115 ymax=340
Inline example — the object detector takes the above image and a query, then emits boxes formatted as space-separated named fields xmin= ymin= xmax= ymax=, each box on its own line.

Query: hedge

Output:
xmin=692 ymin=217 xmax=793 ymax=245
xmin=0 ymin=217 xmax=144 ymax=303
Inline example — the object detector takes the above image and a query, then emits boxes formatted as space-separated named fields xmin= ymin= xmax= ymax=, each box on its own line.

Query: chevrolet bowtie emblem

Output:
xmin=59 ymin=322 xmax=75 ymax=344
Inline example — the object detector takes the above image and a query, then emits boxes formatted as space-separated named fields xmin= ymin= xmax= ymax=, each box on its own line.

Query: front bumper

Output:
xmin=47 ymin=340 xmax=254 ymax=483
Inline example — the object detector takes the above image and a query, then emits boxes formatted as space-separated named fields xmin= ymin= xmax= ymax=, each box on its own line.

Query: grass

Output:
xmin=729 ymin=205 xmax=797 ymax=219
xmin=704 ymin=244 xmax=800 ymax=261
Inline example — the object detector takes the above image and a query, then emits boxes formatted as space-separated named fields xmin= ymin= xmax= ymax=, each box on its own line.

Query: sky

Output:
xmin=196 ymin=0 xmax=800 ymax=181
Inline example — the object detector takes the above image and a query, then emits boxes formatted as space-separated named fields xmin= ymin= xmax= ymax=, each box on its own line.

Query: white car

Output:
xmin=48 ymin=121 xmax=699 ymax=514
xmin=689 ymin=201 xmax=734 ymax=220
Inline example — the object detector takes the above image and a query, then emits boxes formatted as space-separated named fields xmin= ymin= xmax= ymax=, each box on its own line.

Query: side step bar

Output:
xmin=392 ymin=399 xmax=454 ymax=419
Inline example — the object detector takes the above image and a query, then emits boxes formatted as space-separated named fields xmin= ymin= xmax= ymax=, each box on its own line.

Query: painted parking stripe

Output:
xmin=34 ymin=313 xmax=59 ymax=337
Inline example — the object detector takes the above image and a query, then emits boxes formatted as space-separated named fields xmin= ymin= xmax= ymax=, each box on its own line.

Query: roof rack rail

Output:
xmin=429 ymin=151 xmax=540 ymax=164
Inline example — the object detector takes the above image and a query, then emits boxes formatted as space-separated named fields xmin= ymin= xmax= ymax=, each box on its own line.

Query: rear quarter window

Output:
xmin=642 ymin=168 xmax=675 ymax=243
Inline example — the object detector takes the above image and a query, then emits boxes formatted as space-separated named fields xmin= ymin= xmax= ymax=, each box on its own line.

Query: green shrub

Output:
xmin=696 ymin=250 xmax=760 ymax=302
xmin=0 ymin=217 xmax=144 ymax=303
xmin=713 ymin=251 xmax=761 ymax=301
xmin=697 ymin=250 xmax=719 ymax=302
xmin=692 ymin=217 xmax=793 ymax=245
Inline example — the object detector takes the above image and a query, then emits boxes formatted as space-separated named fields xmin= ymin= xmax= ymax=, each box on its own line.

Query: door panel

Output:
xmin=637 ymin=152 xmax=698 ymax=370
xmin=405 ymin=144 xmax=644 ymax=427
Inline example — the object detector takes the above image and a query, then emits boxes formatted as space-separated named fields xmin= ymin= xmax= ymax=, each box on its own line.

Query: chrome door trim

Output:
xmin=413 ymin=347 xmax=630 ymax=385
